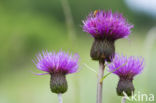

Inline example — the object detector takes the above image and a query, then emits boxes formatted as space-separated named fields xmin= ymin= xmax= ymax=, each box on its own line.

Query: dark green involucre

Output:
xmin=117 ymin=78 xmax=134 ymax=96
xmin=90 ymin=38 xmax=115 ymax=62
xmin=50 ymin=73 xmax=68 ymax=94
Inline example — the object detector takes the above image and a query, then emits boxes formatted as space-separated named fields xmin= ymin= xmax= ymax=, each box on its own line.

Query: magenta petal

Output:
xmin=108 ymin=54 xmax=144 ymax=79
xmin=33 ymin=50 xmax=79 ymax=75
xmin=83 ymin=10 xmax=133 ymax=40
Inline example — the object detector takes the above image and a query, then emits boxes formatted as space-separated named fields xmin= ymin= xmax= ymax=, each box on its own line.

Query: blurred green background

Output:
xmin=0 ymin=0 xmax=156 ymax=103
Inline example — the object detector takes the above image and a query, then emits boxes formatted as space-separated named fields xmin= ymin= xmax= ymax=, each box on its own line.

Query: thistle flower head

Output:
xmin=33 ymin=50 xmax=79 ymax=94
xmin=83 ymin=10 xmax=133 ymax=62
xmin=83 ymin=10 xmax=133 ymax=40
xmin=34 ymin=50 xmax=79 ymax=75
xmin=108 ymin=54 xmax=144 ymax=96
xmin=108 ymin=54 xmax=144 ymax=79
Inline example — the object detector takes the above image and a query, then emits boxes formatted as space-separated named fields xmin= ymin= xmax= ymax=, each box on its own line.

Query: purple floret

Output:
xmin=83 ymin=10 xmax=133 ymax=39
xmin=33 ymin=50 xmax=79 ymax=75
xmin=108 ymin=54 xmax=144 ymax=79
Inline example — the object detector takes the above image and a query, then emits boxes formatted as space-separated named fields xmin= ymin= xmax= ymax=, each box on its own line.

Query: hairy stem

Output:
xmin=121 ymin=96 xmax=126 ymax=103
xmin=96 ymin=60 xmax=105 ymax=103
xmin=58 ymin=94 xmax=63 ymax=103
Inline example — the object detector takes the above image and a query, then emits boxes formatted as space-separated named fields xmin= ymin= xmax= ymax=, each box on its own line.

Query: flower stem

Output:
xmin=121 ymin=96 xmax=126 ymax=103
xmin=96 ymin=60 xmax=105 ymax=103
xmin=58 ymin=94 xmax=63 ymax=103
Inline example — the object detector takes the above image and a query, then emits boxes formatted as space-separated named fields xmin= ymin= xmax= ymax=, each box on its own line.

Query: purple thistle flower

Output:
xmin=82 ymin=10 xmax=133 ymax=62
xmin=33 ymin=50 xmax=79 ymax=94
xmin=83 ymin=10 xmax=133 ymax=39
xmin=108 ymin=54 xmax=144 ymax=96
xmin=34 ymin=50 xmax=79 ymax=75
xmin=108 ymin=54 xmax=144 ymax=79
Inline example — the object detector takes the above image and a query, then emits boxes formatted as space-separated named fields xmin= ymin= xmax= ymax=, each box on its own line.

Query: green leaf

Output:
xmin=100 ymin=61 xmax=127 ymax=83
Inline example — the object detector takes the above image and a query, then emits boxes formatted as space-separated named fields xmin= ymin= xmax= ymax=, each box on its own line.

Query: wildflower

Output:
xmin=83 ymin=10 xmax=133 ymax=62
xmin=108 ymin=54 xmax=144 ymax=96
xmin=33 ymin=50 xmax=79 ymax=94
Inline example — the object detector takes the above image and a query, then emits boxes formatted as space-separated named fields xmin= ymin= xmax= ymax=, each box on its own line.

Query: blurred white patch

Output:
xmin=144 ymin=27 xmax=156 ymax=70
xmin=125 ymin=0 xmax=156 ymax=17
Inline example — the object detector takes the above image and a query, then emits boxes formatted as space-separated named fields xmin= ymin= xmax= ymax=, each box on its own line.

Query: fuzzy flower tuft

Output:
xmin=83 ymin=10 xmax=133 ymax=39
xmin=33 ymin=50 xmax=79 ymax=94
xmin=33 ymin=50 xmax=79 ymax=75
xmin=108 ymin=54 xmax=144 ymax=79
xmin=108 ymin=54 xmax=144 ymax=96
